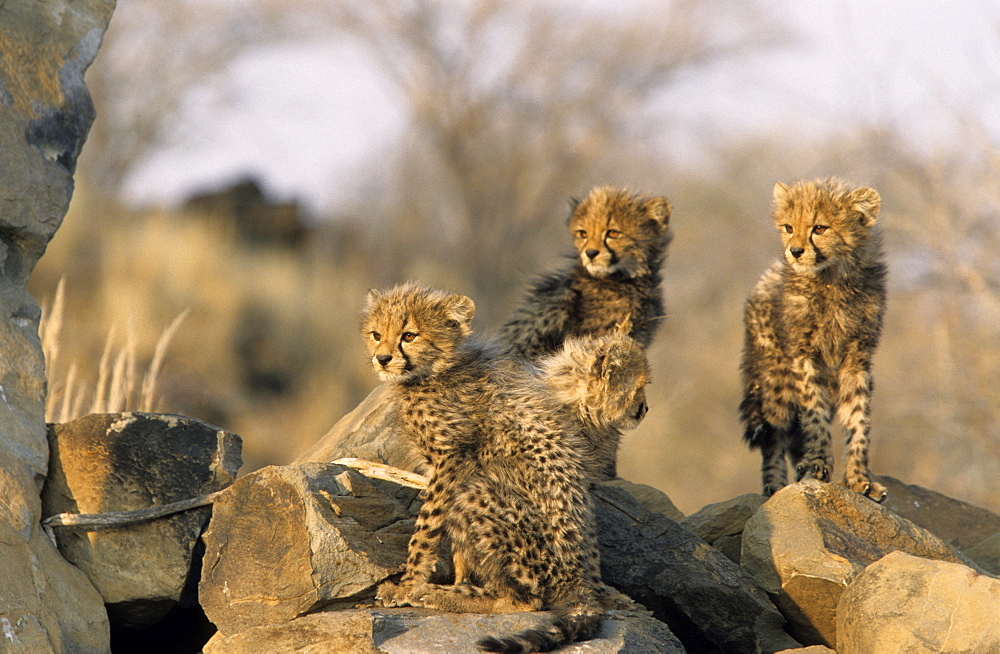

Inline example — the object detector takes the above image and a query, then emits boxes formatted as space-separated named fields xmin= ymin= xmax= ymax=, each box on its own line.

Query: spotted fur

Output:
xmin=362 ymin=282 xmax=644 ymax=653
xmin=498 ymin=187 xmax=672 ymax=360
xmin=739 ymin=178 xmax=888 ymax=501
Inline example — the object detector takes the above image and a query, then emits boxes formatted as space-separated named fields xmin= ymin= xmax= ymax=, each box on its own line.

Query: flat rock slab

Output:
xmin=837 ymin=551 xmax=1000 ymax=654
xmin=42 ymin=412 xmax=242 ymax=628
xmin=593 ymin=483 xmax=799 ymax=653
xmin=199 ymin=463 xmax=421 ymax=636
xmin=741 ymin=479 xmax=977 ymax=648
xmin=202 ymin=608 xmax=684 ymax=654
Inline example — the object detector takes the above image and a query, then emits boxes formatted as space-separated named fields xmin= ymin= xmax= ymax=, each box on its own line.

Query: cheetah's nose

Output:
xmin=376 ymin=354 xmax=392 ymax=366
xmin=790 ymin=247 xmax=805 ymax=259
xmin=585 ymin=249 xmax=599 ymax=260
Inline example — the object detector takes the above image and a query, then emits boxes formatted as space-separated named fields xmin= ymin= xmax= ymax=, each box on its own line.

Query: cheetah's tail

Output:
xmin=476 ymin=600 xmax=603 ymax=654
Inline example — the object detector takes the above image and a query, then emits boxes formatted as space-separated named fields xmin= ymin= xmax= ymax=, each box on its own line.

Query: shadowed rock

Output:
xmin=593 ymin=483 xmax=799 ymax=653
xmin=42 ymin=412 xmax=242 ymax=628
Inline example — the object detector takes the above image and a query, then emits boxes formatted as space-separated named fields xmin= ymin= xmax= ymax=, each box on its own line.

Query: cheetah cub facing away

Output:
xmin=499 ymin=186 xmax=672 ymax=359
xmin=362 ymin=282 xmax=648 ymax=653
xmin=740 ymin=178 xmax=888 ymax=501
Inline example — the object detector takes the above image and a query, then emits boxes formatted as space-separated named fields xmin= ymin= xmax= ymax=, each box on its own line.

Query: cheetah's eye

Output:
xmin=606 ymin=229 xmax=622 ymax=239
xmin=401 ymin=332 xmax=418 ymax=343
xmin=782 ymin=224 xmax=793 ymax=234
xmin=371 ymin=331 xmax=381 ymax=342
xmin=812 ymin=225 xmax=828 ymax=235
xmin=574 ymin=229 xmax=587 ymax=239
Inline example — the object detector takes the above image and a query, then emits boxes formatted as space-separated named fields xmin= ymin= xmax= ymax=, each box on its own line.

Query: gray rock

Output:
xmin=837 ymin=551 xmax=1000 ymax=654
xmin=0 ymin=1 xmax=115 ymax=651
xmin=965 ymin=532 xmax=1000 ymax=576
xmin=681 ymin=493 xmax=766 ymax=564
xmin=199 ymin=463 xmax=421 ymax=636
xmin=294 ymin=384 xmax=427 ymax=473
xmin=741 ymin=479 xmax=976 ymax=649
xmin=202 ymin=607 xmax=684 ymax=654
xmin=593 ymin=483 xmax=799 ymax=653
xmin=41 ymin=412 xmax=242 ymax=627
xmin=603 ymin=478 xmax=685 ymax=521
xmin=878 ymin=475 xmax=1000 ymax=551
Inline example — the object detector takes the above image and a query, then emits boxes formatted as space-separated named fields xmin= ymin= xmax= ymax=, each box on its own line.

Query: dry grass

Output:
xmin=40 ymin=276 xmax=189 ymax=423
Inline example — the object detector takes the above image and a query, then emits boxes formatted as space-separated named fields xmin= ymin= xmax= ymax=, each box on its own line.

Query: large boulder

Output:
xmin=681 ymin=493 xmax=766 ymax=564
xmin=202 ymin=607 xmax=685 ymax=654
xmin=593 ymin=483 xmax=799 ymax=653
xmin=741 ymin=479 xmax=977 ymax=648
xmin=41 ymin=412 xmax=242 ymax=627
xmin=199 ymin=463 xmax=421 ymax=636
xmin=836 ymin=551 xmax=1000 ymax=654
xmin=0 ymin=1 xmax=115 ymax=651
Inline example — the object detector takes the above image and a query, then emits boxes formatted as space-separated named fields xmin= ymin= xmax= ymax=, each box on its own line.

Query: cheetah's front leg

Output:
xmin=377 ymin=474 xmax=450 ymax=607
xmin=793 ymin=358 xmax=833 ymax=483
xmin=837 ymin=362 xmax=886 ymax=502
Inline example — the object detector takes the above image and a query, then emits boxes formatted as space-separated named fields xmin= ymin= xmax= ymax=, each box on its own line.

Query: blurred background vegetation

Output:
xmin=28 ymin=0 xmax=1000 ymax=516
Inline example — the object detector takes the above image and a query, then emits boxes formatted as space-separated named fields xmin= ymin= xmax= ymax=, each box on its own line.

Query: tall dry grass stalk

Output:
xmin=39 ymin=278 xmax=189 ymax=424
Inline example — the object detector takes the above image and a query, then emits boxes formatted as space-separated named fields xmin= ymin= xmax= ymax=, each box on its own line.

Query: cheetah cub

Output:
xmin=537 ymin=328 xmax=650 ymax=479
xmin=499 ymin=186 xmax=672 ymax=359
xmin=362 ymin=282 xmax=647 ymax=653
xmin=740 ymin=178 xmax=888 ymax=501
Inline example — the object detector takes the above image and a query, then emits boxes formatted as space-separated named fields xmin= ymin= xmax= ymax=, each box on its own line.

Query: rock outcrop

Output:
xmin=0 ymin=1 xmax=115 ymax=651
xmin=294 ymin=384 xmax=425 ymax=473
xmin=741 ymin=479 xmax=979 ymax=648
xmin=836 ymin=551 xmax=1000 ymax=654
xmin=42 ymin=412 xmax=242 ymax=627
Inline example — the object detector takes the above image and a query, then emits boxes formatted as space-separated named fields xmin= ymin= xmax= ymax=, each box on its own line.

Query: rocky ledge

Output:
xmin=22 ymin=409 xmax=1000 ymax=653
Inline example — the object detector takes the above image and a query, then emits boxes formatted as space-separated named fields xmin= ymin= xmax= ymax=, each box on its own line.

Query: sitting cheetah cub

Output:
xmin=537 ymin=328 xmax=650 ymax=479
xmin=499 ymin=186 xmax=672 ymax=359
xmin=362 ymin=282 xmax=647 ymax=653
xmin=740 ymin=178 xmax=887 ymax=501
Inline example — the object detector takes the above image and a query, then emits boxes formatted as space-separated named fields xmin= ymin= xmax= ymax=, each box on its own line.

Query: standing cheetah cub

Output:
xmin=362 ymin=282 xmax=647 ymax=653
xmin=499 ymin=186 xmax=672 ymax=359
xmin=740 ymin=178 xmax=888 ymax=501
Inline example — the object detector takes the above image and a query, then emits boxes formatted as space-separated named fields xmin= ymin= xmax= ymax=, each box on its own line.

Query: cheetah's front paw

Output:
xmin=847 ymin=477 xmax=887 ymax=503
xmin=794 ymin=459 xmax=831 ymax=483
xmin=376 ymin=580 xmax=428 ymax=608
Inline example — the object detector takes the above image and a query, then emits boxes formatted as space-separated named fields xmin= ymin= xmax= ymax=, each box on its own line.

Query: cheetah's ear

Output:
xmin=444 ymin=293 xmax=475 ymax=330
xmin=772 ymin=182 xmax=790 ymax=205
xmin=644 ymin=197 xmax=672 ymax=227
xmin=613 ymin=315 xmax=634 ymax=337
xmin=849 ymin=187 xmax=881 ymax=227
xmin=365 ymin=288 xmax=382 ymax=310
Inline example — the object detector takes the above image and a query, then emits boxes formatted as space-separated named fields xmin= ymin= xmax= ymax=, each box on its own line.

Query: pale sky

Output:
xmin=125 ymin=0 xmax=1000 ymax=214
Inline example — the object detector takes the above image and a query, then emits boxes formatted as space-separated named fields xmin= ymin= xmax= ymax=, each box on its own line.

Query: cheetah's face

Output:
xmin=361 ymin=283 xmax=475 ymax=383
xmin=568 ymin=188 xmax=671 ymax=279
xmin=772 ymin=180 xmax=881 ymax=275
